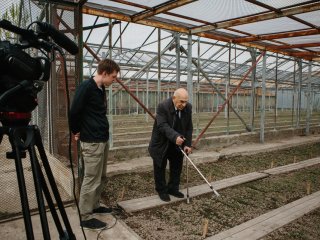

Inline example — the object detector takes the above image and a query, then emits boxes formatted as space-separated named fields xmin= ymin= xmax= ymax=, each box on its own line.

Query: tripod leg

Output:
xmin=10 ymin=128 xmax=35 ymax=240
xmin=33 ymin=126 xmax=76 ymax=240
xmin=33 ymin=154 xmax=67 ymax=238
xmin=27 ymin=130 xmax=51 ymax=239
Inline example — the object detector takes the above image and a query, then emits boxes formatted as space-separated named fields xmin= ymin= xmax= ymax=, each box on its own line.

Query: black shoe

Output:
xmin=168 ymin=190 xmax=184 ymax=198
xmin=158 ymin=192 xmax=171 ymax=202
xmin=92 ymin=206 xmax=113 ymax=215
xmin=81 ymin=218 xmax=107 ymax=230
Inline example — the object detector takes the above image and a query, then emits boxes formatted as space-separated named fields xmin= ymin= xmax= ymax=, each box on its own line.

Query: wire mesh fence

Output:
xmin=0 ymin=0 xmax=80 ymax=220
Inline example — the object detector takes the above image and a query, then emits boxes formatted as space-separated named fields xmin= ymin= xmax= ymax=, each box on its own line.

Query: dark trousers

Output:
xmin=153 ymin=148 xmax=183 ymax=194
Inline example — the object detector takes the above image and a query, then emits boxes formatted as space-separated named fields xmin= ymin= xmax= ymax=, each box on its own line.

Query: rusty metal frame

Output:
xmin=83 ymin=0 xmax=320 ymax=61
xmin=192 ymin=51 xmax=266 ymax=148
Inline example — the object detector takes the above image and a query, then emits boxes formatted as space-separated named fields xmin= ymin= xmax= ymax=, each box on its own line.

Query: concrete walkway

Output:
xmin=0 ymin=206 xmax=141 ymax=240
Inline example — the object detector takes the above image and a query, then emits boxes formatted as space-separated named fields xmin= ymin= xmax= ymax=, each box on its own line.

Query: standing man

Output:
xmin=69 ymin=59 xmax=120 ymax=230
xmin=149 ymin=88 xmax=193 ymax=202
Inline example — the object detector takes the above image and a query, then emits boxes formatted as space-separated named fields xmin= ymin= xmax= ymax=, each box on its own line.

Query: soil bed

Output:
xmin=102 ymin=143 xmax=320 ymax=239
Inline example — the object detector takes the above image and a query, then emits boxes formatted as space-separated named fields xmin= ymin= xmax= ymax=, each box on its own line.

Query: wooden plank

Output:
xmin=216 ymin=191 xmax=320 ymax=239
xmin=118 ymin=158 xmax=320 ymax=213
xmin=118 ymin=172 xmax=268 ymax=212
xmin=208 ymin=191 xmax=320 ymax=240
xmin=188 ymin=172 xmax=268 ymax=196
xmin=210 ymin=193 xmax=320 ymax=240
xmin=263 ymin=157 xmax=320 ymax=175
xmin=233 ymin=196 xmax=320 ymax=240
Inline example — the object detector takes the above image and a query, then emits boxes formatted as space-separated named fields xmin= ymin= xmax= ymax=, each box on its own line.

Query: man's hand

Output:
xmin=176 ymin=136 xmax=185 ymax=146
xmin=74 ymin=132 xmax=80 ymax=141
xmin=184 ymin=146 xmax=192 ymax=154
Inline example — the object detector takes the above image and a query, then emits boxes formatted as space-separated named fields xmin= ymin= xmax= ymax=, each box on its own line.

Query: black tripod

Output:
xmin=0 ymin=123 xmax=76 ymax=240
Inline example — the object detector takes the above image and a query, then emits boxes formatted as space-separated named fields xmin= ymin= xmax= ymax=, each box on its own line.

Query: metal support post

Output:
xmin=260 ymin=53 xmax=267 ymax=143
xmin=306 ymin=61 xmax=312 ymax=135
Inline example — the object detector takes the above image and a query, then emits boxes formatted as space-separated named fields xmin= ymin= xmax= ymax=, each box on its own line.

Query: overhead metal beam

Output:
xmin=79 ymin=0 xmax=87 ymax=5
xmin=290 ymin=51 xmax=320 ymax=57
xmin=82 ymin=2 xmax=318 ymax=60
xmin=40 ymin=0 xmax=79 ymax=6
xmin=190 ymin=2 xmax=320 ymax=34
xmin=83 ymin=3 xmax=231 ymax=42
xmin=83 ymin=20 xmax=120 ymax=30
xmin=109 ymin=0 xmax=210 ymax=25
xmin=83 ymin=4 xmax=190 ymax=33
xmin=108 ymin=0 xmax=151 ymax=9
xmin=267 ymin=42 xmax=320 ymax=50
xmin=233 ymin=29 xmax=320 ymax=43
xmin=246 ymin=0 xmax=320 ymax=29
xmin=131 ymin=0 xmax=196 ymax=22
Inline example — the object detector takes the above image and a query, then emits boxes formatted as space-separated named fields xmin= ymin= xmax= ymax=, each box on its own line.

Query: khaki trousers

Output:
xmin=79 ymin=141 xmax=109 ymax=218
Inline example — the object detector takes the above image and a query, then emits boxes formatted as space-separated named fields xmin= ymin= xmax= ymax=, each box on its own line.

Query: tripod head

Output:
xmin=0 ymin=113 xmax=30 ymax=158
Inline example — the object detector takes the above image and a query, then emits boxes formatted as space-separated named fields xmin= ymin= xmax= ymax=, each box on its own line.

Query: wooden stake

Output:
xmin=207 ymin=173 xmax=212 ymax=183
xmin=202 ymin=218 xmax=209 ymax=238
xmin=309 ymin=153 xmax=312 ymax=159
xmin=270 ymin=160 xmax=274 ymax=168
xmin=293 ymin=156 xmax=297 ymax=163
xmin=306 ymin=181 xmax=311 ymax=195
xmin=118 ymin=186 xmax=126 ymax=201
xmin=282 ymin=194 xmax=287 ymax=203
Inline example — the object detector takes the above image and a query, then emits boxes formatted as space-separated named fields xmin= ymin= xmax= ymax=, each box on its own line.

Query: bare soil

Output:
xmin=102 ymin=143 xmax=320 ymax=240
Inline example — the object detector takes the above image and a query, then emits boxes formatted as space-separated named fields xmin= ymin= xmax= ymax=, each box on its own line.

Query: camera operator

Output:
xmin=69 ymin=59 xmax=120 ymax=230
xmin=149 ymin=88 xmax=193 ymax=202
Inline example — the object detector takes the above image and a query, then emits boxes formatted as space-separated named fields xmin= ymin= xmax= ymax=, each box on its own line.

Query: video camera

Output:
xmin=0 ymin=19 xmax=78 ymax=126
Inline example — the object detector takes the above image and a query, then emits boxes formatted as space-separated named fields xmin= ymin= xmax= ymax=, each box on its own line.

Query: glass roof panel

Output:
xmin=279 ymin=35 xmax=320 ymax=44
xmin=233 ymin=17 xmax=308 ymax=35
xmin=122 ymin=0 xmax=170 ymax=8
xmin=120 ymin=23 xmax=165 ymax=49
xmin=84 ymin=0 xmax=318 ymax=62
xmin=218 ymin=29 xmax=247 ymax=37
xmin=294 ymin=11 xmax=320 ymax=27
xmin=88 ymin=0 xmax=144 ymax=12
xmin=306 ymin=47 xmax=320 ymax=51
xmin=83 ymin=15 xmax=111 ymax=44
xmin=261 ymin=40 xmax=283 ymax=46
xmin=169 ymin=0 xmax=266 ymax=24
xmin=156 ymin=13 xmax=202 ymax=27
xmin=257 ymin=0 xmax=312 ymax=9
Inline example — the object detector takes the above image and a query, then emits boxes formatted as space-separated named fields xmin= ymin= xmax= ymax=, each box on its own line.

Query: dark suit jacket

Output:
xmin=148 ymin=97 xmax=193 ymax=166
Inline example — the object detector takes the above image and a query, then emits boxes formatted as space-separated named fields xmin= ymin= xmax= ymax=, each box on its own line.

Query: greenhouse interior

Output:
xmin=0 ymin=0 xmax=320 ymax=239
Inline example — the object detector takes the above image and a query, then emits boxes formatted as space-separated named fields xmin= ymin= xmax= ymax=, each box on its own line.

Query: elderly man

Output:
xmin=149 ymin=88 xmax=193 ymax=202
